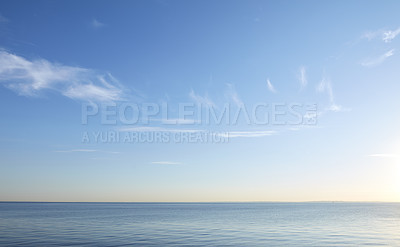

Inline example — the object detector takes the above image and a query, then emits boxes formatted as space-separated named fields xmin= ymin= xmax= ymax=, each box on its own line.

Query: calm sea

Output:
xmin=0 ymin=202 xmax=399 ymax=246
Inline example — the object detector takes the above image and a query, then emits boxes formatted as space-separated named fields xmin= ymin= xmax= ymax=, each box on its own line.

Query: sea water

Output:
xmin=0 ymin=202 xmax=399 ymax=246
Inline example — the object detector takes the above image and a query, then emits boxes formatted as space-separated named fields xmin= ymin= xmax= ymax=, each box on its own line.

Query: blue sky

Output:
xmin=1 ymin=0 xmax=400 ymax=202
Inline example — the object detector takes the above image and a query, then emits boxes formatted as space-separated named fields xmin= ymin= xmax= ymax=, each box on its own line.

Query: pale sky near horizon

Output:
xmin=1 ymin=0 xmax=400 ymax=202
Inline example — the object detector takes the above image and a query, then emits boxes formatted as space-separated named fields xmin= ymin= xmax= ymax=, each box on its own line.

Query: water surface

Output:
xmin=0 ymin=202 xmax=399 ymax=246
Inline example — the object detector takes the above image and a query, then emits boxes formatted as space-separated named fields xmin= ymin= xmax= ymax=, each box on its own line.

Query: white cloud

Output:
xmin=118 ymin=126 xmax=277 ymax=138
xmin=368 ymin=154 xmax=398 ymax=158
xmin=118 ymin=126 xmax=202 ymax=133
xmin=189 ymin=89 xmax=215 ymax=107
xmin=383 ymin=28 xmax=400 ymax=43
xmin=151 ymin=161 xmax=182 ymax=165
xmin=55 ymin=149 xmax=98 ymax=153
xmin=91 ymin=19 xmax=105 ymax=29
xmin=317 ymin=77 xmax=349 ymax=113
xmin=298 ymin=66 xmax=307 ymax=88
xmin=0 ymin=51 xmax=125 ymax=102
xmin=218 ymin=130 xmax=277 ymax=138
xmin=266 ymin=79 xmax=277 ymax=93
xmin=151 ymin=118 xmax=199 ymax=124
xmin=327 ymin=104 xmax=350 ymax=112
xmin=361 ymin=30 xmax=381 ymax=41
xmin=361 ymin=49 xmax=394 ymax=67
xmin=317 ymin=77 xmax=333 ymax=101
xmin=361 ymin=27 xmax=400 ymax=43
xmin=225 ymin=83 xmax=243 ymax=106
xmin=55 ymin=149 xmax=121 ymax=154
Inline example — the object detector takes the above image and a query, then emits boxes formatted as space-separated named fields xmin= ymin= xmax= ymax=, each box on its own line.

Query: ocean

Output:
xmin=0 ymin=202 xmax=399 ymax=246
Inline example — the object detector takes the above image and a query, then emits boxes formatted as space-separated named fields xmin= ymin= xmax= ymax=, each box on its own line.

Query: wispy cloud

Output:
xmin=361 ymin=27 xmax=400 ymax=43
xmin=189 ymin=89 xmax=215 ymax=107
xmin=383 ymin=28 xmax=400 ymax=43
xmin=298 ymin=66 xmax=307 ymax=89
xmin=266 ymin=79 xmax=277 ymax=93
xmin=225 ymin=83 xmax=243 ymax=106
xmin=151 ymin=161 xmax=182 ymax=165
xmin=368 ymin=153 xmax=398 ymax=158
xmin=317 ymin=77 xmax=334 ymax=103
xmin=361 ymin=30 xmax=381 ymax=41
xmin=327 ymin=104 xmax=349 ymax=112
xmin=118 ymin=126 xmax=202 ymax=133
xmin=0 ymin=51 xmax=125 ymax=102
xmin=151 ymin=118 xmax=199 ymax=124
xmin=118 ymin=126 xmax=277 ymax=138
xmin=91 ymin=19 xmax=105 ymax=29
xmin=218 ymin=130 xmax=277 ymax=138
xmin=55 ymin=149 xmax=120 ymax=154
xmin=55 ymin=149 xmax=98 ymax=153
xmin=361 ymin=49 xmax=395 ymax=67
xmin=317 ymin=76 xmax=349 ymax=112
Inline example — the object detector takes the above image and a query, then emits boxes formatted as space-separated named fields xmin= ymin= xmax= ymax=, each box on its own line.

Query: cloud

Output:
xmin=383 ymin=28 xmax=400 ymax=43
xmin=189 ymin=89 xmax=215 ymax=107
xmin=118 ymin=126 xmax=277 ymax=138
xmin=298 ymin=66 xmax=307 ymax=89
xmin=0 ymin=51 xmax=125 ymax=102
xmin=317 ymin=77 xmax=334 ymax=102
xmin=361 ymin=27 xmax=400 ymax=43
xmin=225 ymin=83 xmax=243 ymax=106
xmin=151 ymin=118 xmax=199 ymax=124
xmin=317 ymin=77 xmax=349 ymax=112
xmin=266 ymin=79 xmax=277 ymax=93
xmin=118 ymin=126 xmax=202 ymax=133
xmin=361 ymin=30 xmax=381 ymax=41
xmin=91 ymin=19 xmax=105 ymax=29
xmin=368 ymin=154 xmax=398 ymax=158
xmin=218 ymin=130 xmax=277 ymax=138
xmin=327 ymin=104 xmax=350 ymax=112
xmin=151 ymin=161 xmax=182 ymax=165
xmin=55 ymin=149 xmax=98 ymax=153
xmin=55 ymin=149 xmax=120 ymax=154
xmin=361 ymin=49 xmax=394 ymax=67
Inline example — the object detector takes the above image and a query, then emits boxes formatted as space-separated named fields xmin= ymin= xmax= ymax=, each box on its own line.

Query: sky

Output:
xmin=0 ymin=0 xmax=400 ymax=202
